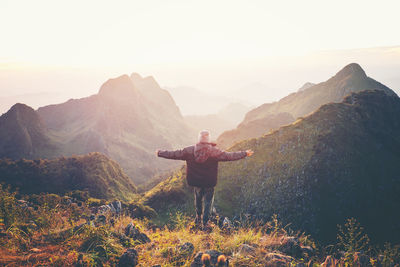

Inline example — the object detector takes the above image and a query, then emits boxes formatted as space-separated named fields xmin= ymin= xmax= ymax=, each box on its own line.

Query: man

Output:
xmin=156 ymin=130 xmax=253 ymax=229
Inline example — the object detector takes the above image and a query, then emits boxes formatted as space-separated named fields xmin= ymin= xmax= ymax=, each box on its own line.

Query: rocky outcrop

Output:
xmin=118 ymin=248 xmax=138 ymax=267
xmin=218 ymin=63 xmax=396 ymax=148
xmin=124 ymin=222 xmax=151 ymax=244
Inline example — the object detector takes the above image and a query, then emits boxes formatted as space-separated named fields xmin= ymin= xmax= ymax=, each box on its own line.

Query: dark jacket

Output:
xmin=158 ymin=142 xmax=247 ymax=187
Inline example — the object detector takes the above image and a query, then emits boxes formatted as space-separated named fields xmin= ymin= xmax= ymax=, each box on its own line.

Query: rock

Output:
xmin=110 ymin=201 xmax=122 ymax=214
xmin=278 ymin=236 xmax=303 ymax=258
xmin=98 ymin=204 xmax=112 ymax=214
xmin=265 ymin=252 xmax=294 ymax=267
xmin=176 ymin=242 xmax=194 ymax=258
xmin=237 ymin=244 xmax=257 ymax=256
xmin=222 ymin=217 xmax=232 ymax=227
xmin=118 ymin=248 xmax=138 ymax=267
xmin=124 ymin=222 xmax=151 ymax=243
xmin=161 ymin=247 xmax=174 ymax=258
xmin=191 ymin=250 xmax=228 ymax=267
xmin=99 ymin=201 xmax=123 ymax=215
xmin=96 ymin=215 xmax=107 ymax=225
xmin=111 ymin=232 xmax=130 ymax=246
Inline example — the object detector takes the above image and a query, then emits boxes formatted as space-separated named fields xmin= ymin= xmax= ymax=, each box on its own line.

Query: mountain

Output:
xmin=0 ymin=152 xmax=137 ymax=200
xmin=217 ymin=63 xmax=396 ymax=148
xmin=234 ymin=82 xmax=280 ymax=106
xmin=0 ymin=103 xmax=56 ymax=159
xmin=215 ymin=90 xmax=400 ymax=243
xmin=297 ymin=82 xmax=315 ymax=92
xmin=145 ymin=90 xmax=400 ymax=244
xmin=35 ymin=73 xmax=195 ymax=184
xmin=185 ymin=114 xmax=234 ymax=138
xmin=216 ymin=102 xmax=250 ymax=125
xmin=184 ymin=102 xmax=250 ymax=138
xmin=0 ymin=74 xmax=195 ymax=184
xmin=165 ymin=86 xmax=236 ymax=115
xmin=217 ymin=112 xmax=294 ymax=148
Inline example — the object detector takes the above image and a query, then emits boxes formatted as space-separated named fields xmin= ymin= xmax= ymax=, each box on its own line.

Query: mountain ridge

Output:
xmin=217 ymin=63 xmax=396 ymax=148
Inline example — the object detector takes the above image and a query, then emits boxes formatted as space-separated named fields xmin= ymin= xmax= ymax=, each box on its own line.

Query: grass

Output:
xmin=1 ymin=185 xmax=400 ymax=266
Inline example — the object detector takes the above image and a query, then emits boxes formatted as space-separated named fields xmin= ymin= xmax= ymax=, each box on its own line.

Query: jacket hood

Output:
xmin=194 ymin=142 xmax=218 ymax=163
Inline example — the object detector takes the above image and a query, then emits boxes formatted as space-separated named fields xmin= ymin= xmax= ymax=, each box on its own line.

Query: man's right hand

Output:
xmin=155 ymin=150 xmax=160 ymax=156
xmin=246 ymin=149 xmax=254 ymax=157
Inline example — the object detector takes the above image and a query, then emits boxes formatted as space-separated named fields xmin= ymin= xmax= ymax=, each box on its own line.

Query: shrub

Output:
xmin=379 ymin=243 xmax=400 ymax=266
xmin=78 ymin=224 xmax=123 ymax=265
xmin=68 ymin=190 xmax=90 ymax=202
xmin=337 ymin=218 xmax=371 ymax=264
xmin=0 ymin=184 xmax=21 ymax=228
xmin=337 ymin=218 xmax=370 ymax=254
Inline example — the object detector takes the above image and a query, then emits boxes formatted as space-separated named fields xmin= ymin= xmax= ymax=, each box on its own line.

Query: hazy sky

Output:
xmin=1 ymin=0 xmax=400 ymax=112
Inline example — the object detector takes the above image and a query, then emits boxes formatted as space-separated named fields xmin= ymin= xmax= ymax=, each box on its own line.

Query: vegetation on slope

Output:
xmin=0 ymin=152 xmax=137 ymax=201
xmin=1 ymin=185 xmax=399 ymax=266
xmin=216 ymin=90 xmax=400 ymax=244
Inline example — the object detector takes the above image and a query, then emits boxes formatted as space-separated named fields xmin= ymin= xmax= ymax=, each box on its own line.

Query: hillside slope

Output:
xmin=0 ymin=152 xmax=137 ymax=200
xmin=217 ymin=63 xmax=396 ymax=148
xmin=216 ymin=90 xmax=400 ymax=243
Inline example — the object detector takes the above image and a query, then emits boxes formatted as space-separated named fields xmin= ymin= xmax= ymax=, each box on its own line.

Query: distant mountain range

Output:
xmin=165 ymin=86 xmax=234 ymax=115
xmin=184 ymin=102 xmax=249 ymax=138
xmin=0 ymin=73 xmax=196 ymax=184
xmin=217 ymin=63 xmax=396 ymax=148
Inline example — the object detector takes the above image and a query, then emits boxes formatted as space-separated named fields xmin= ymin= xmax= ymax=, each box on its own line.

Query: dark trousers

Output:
xmin=194 ymin=187 xmax=214 ymax=225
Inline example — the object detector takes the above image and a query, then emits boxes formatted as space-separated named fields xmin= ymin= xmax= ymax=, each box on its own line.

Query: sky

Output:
xmin=1 ymin=0 xmax=400 ymax=113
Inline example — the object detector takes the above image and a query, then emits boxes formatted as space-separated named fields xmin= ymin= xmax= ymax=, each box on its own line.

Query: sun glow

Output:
xmin=1 ymin=0 xmax=400 ymax=67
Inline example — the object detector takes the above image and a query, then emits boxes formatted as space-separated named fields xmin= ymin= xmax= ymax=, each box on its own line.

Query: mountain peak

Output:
xmin=8 ymin=103 xmax=35 ymax=114
xmin=334 ymin=63 xmax=366 ymax=79
xmin=98 ymin=74 xmax=138 ymax=99
xmin=6 ymin=103 xmax=41 ymax=123
xmin=130 ymin=72 xmax=143 ymax=82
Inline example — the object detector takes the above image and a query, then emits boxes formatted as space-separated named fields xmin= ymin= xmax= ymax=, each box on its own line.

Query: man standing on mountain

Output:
xmin=156 ymin=130 xmax=253 ymax=229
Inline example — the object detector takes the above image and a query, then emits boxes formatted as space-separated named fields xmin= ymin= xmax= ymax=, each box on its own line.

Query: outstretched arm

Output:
xmin=156 ymin=148 xmax=187 ymax=160
xmin=215 ymin=149 xmax=254 ymax=162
